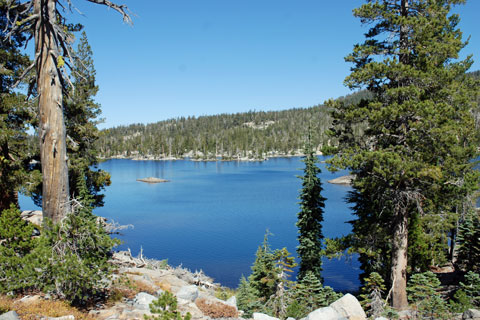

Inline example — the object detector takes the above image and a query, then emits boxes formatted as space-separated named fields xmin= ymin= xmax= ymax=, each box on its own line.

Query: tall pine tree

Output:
xmin=327 ymin=0 xmax=480 ymax=310
xmin=65 ymin=31 xmax=110 ymax=207
xmin=0 ymin=0 xmax=36 ymax=211
xmin=296 ymin=132 xmax=325 ymax=282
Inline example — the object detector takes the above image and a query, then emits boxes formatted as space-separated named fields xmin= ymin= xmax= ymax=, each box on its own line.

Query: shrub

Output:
xmin=0 ymin=205 xmax=38 ymax=294
xmin=195 ymin=298 xmax=238 ymax=318
xmin=214 ymin=287 xmax=236 ymax=301
xmin=34 ymin=203 xmax=119 ymax=304
xmin=144 ymin=291 xmax=191 ymax=320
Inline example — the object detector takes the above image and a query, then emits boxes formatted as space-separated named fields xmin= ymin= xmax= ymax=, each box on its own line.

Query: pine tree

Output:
xmin=327 ymin=0 xmax=480 ymax=309
xmin=236 ymin=276 xmax=263 ymax=317
xmin=3 ymin=0 xmax=131 ymax=223
xmin=456 ymin=210 xmax=480 ymax=273
xmin=65 ymin=31 xmax=110 ymax=207
xmin=248 ymin=231 xmax=277 ymax=300
xmin=359 ymin=272 xmax=387 ymax=318
xmin=296 ymin=132 xmax=325 ymax=282
xmin=407 ymin=271 xmax=449 ymax=319
xmin=0 ymin=1 xmax=35 ymax=211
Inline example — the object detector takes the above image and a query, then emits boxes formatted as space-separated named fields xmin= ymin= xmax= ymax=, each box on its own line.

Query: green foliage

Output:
xmin=359 ymin=272 xmax=386 ymax=318
xmin=288 ymin=270 xmax=341 ymax=317
xmin=241 ymin=233 xmax=298 ymax=318
xmin=450 ymin=271 xmax=480 ymax=312
xmin=296 ymin=133 xmax=325 ymax=282
xmin=64 ymin=31 xmax=110 ymax=208
xmin=456 ymin=210 xmax=480 ymax=273
xmin=32 ymin=176 xmax=119 ymax=304
xmin=144 ymin=291 xmax=191 ymax=320
xmin=407 ymin=272 xmax=449 ymax=319
xmin=0 ymin=205 xmax=37 ymax=293
xmin=266 ymin=247 xmax=297 ymax=318
xmin=248 ymin=231 xmax=278 ymax=300
xmin=0 ymin=1 xmax=37 ymax=211
xmin=236 ymin=276 xmax=264 ymax=317
xmin=326 ymin=0 xmax=480 ymax=299
xmin=96 ymin=106 xmax=333 ymax=160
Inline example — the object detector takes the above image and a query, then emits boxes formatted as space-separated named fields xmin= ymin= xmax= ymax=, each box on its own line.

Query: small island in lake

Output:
xmin=136 ymin=177 xmax=170 ymax=183
xmin=327 ymin=175 xmax=354 ymax=185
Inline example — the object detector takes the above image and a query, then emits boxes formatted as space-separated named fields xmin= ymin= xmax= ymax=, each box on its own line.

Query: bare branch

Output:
xmin=11 ymin=52 xmax=40 ymax=88
xmin=86 ymin=0 xmax=132 ymax=24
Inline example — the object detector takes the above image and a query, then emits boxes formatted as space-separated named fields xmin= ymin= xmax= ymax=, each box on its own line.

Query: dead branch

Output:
xmin=86 ymin=0 xmax=132 ymax=24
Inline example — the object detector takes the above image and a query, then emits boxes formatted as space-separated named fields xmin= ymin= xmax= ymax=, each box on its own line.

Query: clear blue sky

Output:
xmin=56 ymin=1 xmax=480 ymax=129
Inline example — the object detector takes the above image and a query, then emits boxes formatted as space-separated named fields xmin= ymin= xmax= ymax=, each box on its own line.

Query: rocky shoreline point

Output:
xmin=136 ymin=177 xmax=170 ymax=183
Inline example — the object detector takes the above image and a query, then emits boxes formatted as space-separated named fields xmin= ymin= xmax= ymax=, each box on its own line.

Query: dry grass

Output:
xmin=0 ymin=295 xmax=95 ymax=320
xmin=195 ymin=298 xmax=238 ymax=319
xmin=107 ymin=275 xmax=157 ymax=305
xmin=155 ymin=281 xmax=172 ymax=292
xmin=131 ymin=279 xmax=157 ymax=295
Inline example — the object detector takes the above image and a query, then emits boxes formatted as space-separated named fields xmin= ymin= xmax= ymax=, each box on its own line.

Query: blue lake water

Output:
xmin=19 ymin=157 xmax=361 ymax=291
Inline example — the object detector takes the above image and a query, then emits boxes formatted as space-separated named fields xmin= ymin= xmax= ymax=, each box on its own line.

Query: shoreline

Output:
xmin=99 ymin=151 xmax=323 ymax=162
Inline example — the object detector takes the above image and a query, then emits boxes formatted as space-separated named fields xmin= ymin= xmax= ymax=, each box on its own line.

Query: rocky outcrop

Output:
xmin=330 ymin=293 xmax=366 ymax=320
xmin=177 ymin=285 xmax=199 ymax=302
xmin=133 ymin=292 xmax=157 ymax=310
xmin=303 ymin=293 xmax=365 ymax=320
xmin=0 ymin=311 xmax=20 ymax=320
xmin=464 ymin=309 xmax=480 ymax=320
xmin=306 ymin=307 xmax=345 ymax=320
xmin=253 ymin=312 xmax=280 ymax=320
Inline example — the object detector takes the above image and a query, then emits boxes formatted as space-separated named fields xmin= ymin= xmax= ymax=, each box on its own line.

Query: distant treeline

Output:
xmin=96 ymin=71 xmax=479 ymax=160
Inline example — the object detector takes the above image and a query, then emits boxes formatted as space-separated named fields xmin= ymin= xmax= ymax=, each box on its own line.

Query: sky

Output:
xmin=52 ymin=0 xmax=480 ymax=129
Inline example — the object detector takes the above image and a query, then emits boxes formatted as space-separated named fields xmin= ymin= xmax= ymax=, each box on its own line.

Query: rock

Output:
xmin=374 ymin=318 xmax=389 ymax=320
xmin=17 ymin=294 xmax=42 ymax=304
xmin=136 ymin=177 xmax=170 ymax=183
xmin=306 ymin=307 xmax=345 ymax=320
xmin=398 ymin=309 xmax=414 ymax=319
xmin=0 ymin=311 xmax=20 ymax=320
xmin=286 ymin=317 xmax=296 ymax=320
xmin=156 ymin=288 xmax=165 ymax=296
xmin=20 ymin=210 xmax=43 ymax=225
xmin=133 ymin=292 xmax=157 ymax=310
xmin=253 ymin=312 xmax=280 ymax=320
xmin=42 ymin=316 xmax=75 ymax=320
xmin=226 ymin=295 xmax=237 ymax=308
xmin=330 ymin=293 xmax=366 ymax=320
xmin=327 ymin=175 xmax=355 ymax=185
xmin=176 ymin=285 xmax=199 ymax=302
xmin=463 ymin=309 xmax=480 ymax=320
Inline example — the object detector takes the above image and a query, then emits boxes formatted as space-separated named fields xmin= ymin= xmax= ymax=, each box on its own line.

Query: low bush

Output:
xmin=0 ymin=294 xmax=95 ymax=320
xmin=195 ymin=298 xmax=238 ymax=318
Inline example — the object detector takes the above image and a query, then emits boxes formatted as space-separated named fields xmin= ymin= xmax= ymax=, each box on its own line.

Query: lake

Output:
xmin=19 ymin=157 xmax=361 ymax=291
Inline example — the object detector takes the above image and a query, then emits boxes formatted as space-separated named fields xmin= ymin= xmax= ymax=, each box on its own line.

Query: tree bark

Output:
xmin=390 ymin=0 xmax=410 ymax=310
xmin=34 ymin=0 xmax=70 ymax=223
xmin=391 ymin=206 xmax=409 ymax=310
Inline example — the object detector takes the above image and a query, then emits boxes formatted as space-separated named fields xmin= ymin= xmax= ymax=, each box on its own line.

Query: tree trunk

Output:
xmin=34 ymin=0 xmax=70 ymax=223
xmin=391 ymin=206 xmax=409 ymax=310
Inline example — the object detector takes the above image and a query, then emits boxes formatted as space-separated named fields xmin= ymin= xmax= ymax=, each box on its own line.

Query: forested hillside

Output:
xmin=96 ymin=91 xmax=370 ymax=160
